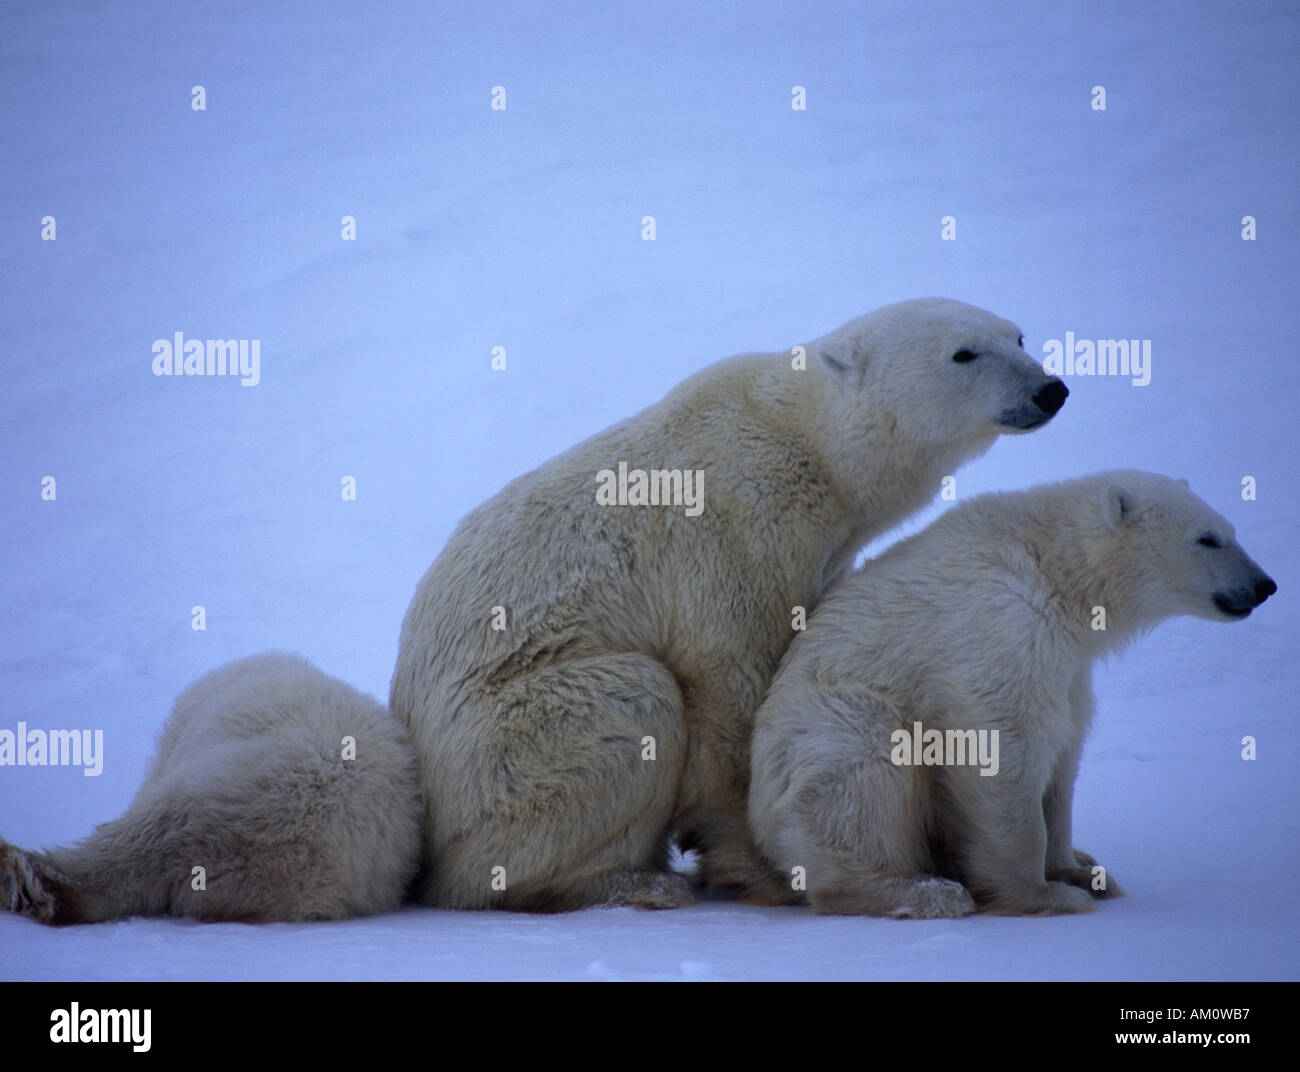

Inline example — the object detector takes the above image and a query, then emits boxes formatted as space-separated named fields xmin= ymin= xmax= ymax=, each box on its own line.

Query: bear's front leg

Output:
xmin=1046 ymin=848 xmax=1125 ymax=898
xmin=1042 ymin=678 xmax=1122 ymax=898
xmin=1042 ymin=739 xmax=1079 ymax=867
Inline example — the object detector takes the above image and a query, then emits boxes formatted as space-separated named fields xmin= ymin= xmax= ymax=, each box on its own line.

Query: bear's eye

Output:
xmin=1197 ymin=533 xmax=1221 ymax=549
xmin=1017 ymin=335 xmax=1024 ymax=348
xmin=952 ymin=349 xmax=978 ymax=363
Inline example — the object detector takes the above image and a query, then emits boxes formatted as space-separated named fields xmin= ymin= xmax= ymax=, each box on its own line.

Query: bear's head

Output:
xmin=1097 ymin=471 xmax=1277 ymax=624
xmin=812 ymin=298 xmax=1068 ymax=461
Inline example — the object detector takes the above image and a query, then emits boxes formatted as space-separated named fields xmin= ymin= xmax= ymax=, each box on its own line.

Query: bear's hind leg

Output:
xmin=943 ymin=757 xmax=1095 ymax=916
xmin=1 ymin=810 xmax=179 ymax=925
xmin=799 ymin=767 xmax=975 ymax=918
xmin=1 ymin=841 xmax=90 ymax=925
xmin=426 ymin=652 xmax=692 ymax=911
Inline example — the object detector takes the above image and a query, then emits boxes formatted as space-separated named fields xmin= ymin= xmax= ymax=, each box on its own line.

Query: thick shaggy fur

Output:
xmin=749 ymin=471 xmax=1277 ymax=918
xmin=1 ymin=653 xmax=421 ymax=925
xmin=391 ymin=298 xmax=1068 ymax=910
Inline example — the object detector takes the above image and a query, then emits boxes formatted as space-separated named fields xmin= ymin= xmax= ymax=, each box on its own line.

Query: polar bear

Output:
xmin=748 ymin=471 xmax=1277 ymax=918
xmin=1 ymin=653 xmax=421 ymax=924
xmin=391 ymin=298 xmax=1068 ymax=911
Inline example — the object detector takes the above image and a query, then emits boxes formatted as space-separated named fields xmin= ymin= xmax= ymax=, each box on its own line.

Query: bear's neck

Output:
xmin=1016 ymin=491 xmax=1166 ymax=657
xmin=783 ymin=360 xmax=986 ymax=543
xmin=746 ymin=354 xmax=980 ymax=595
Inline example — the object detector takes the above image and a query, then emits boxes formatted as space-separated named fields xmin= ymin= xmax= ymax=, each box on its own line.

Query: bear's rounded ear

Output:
xmin=1103 ymin=484 xmax=1135 ymax=528
xmin=815 ymin=332 xmax=868 ymax=380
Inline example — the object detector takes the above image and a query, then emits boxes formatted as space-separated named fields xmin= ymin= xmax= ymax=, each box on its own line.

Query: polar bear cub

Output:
xmin=748 ymin=471 xmax=1276 ymax=917
xmin=1 ymin=653 xmax=421 ymax=924
xmin=392 ymin=298 xmax=1068 ymax=911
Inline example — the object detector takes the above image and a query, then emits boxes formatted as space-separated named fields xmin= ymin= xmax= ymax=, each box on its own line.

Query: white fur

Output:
xmin=391 ymin=298 xmax=1066 ymax=910
xmin=749 ymin=471 xmax=1276 ymax=917
xmin=1 ymin=653 xmax=422 ymax=924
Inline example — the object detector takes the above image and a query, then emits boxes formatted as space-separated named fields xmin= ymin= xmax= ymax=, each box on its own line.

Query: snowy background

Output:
xmin=1 ymin=0 xmax=1296 ymax=980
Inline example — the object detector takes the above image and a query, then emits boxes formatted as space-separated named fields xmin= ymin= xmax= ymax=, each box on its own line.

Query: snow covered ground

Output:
xmin=1 ymin=0 xmax=1296 ymax=980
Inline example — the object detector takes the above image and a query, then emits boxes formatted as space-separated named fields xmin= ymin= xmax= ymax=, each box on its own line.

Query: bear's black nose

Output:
xmin=1254 ymin=576 xmax=1277 ymax=604
xmin=1032 ymin=379 xmax=1069 ymax=416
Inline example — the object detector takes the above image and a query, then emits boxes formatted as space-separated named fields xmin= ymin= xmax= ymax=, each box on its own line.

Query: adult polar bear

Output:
xmin=748 ymin=472 xmax=1277 ymax=918
xmin=392 ymin=298 xmax=1068 ymax=911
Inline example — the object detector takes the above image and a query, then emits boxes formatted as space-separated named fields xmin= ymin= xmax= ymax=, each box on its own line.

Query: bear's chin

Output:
xmin=1212 ymin=593 xmax=1253 ymax=620
xmin=995 ymin=409 xmax=1052 ymax=434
